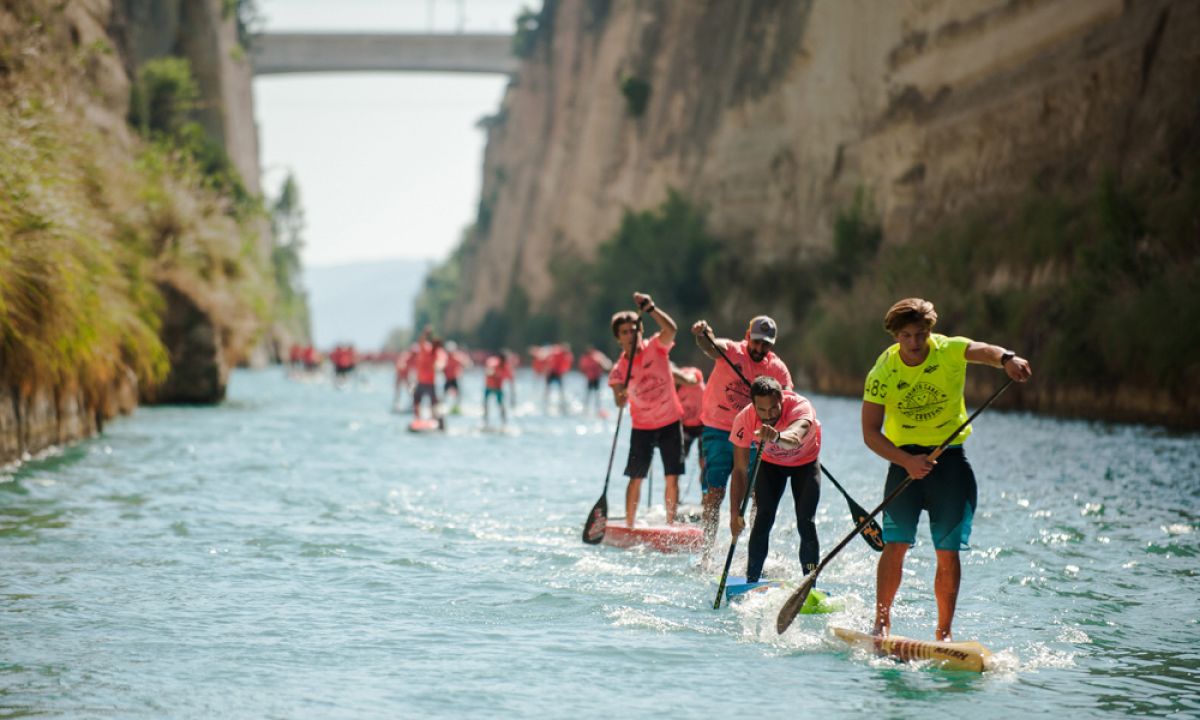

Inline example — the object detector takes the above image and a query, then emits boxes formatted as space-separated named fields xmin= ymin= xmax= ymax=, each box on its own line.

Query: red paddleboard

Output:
xmin=408 ymin=418 xmax=443 ymax=433
xmin=601 ymin=521 xmax=704 ymax=553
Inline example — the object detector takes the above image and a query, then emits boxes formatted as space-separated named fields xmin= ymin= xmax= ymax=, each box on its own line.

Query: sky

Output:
xmin=253 ymin=0 xmax=527 ymax=268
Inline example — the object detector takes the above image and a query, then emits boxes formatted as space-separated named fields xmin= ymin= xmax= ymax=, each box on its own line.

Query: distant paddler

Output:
xmin=412 ymin=326 xmax=446 ymax=427
xmin=578 ymin=345 xmax=614 ymax=417
xmin=863 ymin=298 xmax=1032 ymax=640
xmin=729 ymin=376 xmax=822 ymax=583
xmin=483 ymin=350 xmax=514 ymax=427
xmin=689 ymin=316 xmax=793 ymax=550
xmin=609 ymin=292 xmax=685 ymax=526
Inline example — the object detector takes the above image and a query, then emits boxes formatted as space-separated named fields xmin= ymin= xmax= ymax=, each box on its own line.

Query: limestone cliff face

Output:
xmin=446 ymin=0 xmax=1198 ymax=425
xmin=453 ymin=0 xmax=1194 ymax=326
xmin=116 ymin=0 xmax=262 ymax=196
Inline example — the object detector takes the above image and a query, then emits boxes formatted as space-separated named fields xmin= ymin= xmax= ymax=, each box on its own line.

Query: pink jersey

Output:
xmin=729 ymin=391 xmax=821 ymax=467
xmin=550 ymin=346 xmax=574 ymax=375
xmin=485 ymin=357 xmax=513 ymax=389
xmin=414 ymin=342 xmax=444 ymax=385
xmin=608 ymin=333 xmax=684 ymax=430
xmin=676 ymin=366 xmax=705 ymax=428
xmin=700 ymin=340 xmax=792 ymax=431
xmin=578 ymin=350 xmax=610 ymax=381
xmin=444 ymin=350 xmax=469 ymax=380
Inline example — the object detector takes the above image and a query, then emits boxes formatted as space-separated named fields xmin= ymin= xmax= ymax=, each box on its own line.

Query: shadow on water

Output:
xmin=876 ymin=664 xmax=988 ymax=697
xmin=0 ymin=505 xmax=69 ymax=538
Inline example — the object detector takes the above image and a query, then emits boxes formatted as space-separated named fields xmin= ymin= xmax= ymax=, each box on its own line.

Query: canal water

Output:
xmin=2 ymin=368 xmax=1197 ymax=717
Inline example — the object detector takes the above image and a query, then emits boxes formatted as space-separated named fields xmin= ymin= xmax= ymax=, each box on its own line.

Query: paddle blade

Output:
xmin=775 ymin=571 xmax=817 ymax=634
xmin=582 ymin=495 xmax=608 ymax=544
xmin=850 ymin=505 xmax=885 ymax=552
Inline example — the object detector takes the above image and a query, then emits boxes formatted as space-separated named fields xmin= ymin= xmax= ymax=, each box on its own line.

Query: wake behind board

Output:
xmin=723 ymin=577 xmax=844 ymax=613
xmin=407 ymin=418 xmax=443 ymax=433
xmin=602 ymin=521 xmax=703 ymax=553
xmin=831 ymin=626 xmax=991 ymax=672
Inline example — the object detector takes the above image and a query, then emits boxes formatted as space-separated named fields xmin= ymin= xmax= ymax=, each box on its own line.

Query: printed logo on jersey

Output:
xmin=724 ymin=380 xmax=751 ymax=410
xmin=896 ymin=381 xmax=949 ymax=422
xmin=632 ymin=373 xmax=670 ymax=404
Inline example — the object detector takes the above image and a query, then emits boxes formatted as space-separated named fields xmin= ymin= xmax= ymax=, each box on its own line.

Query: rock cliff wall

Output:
xmin=0 ymin=0 xmax=272 ymax=464
xmin=445 ymin=0 xmax=1199 ymax=426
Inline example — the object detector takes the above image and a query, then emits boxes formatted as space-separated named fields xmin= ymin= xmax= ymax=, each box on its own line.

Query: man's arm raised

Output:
xmin=633 ymin=291 xmax=677 ymax=346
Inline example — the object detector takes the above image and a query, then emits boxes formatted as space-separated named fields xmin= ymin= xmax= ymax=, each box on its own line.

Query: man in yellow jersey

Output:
xmin=862 ymin=298 xmax=1032 ymax=641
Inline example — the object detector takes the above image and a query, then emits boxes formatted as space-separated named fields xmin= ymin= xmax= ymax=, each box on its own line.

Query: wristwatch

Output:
xmin=1000 ymin=350 xmax=1015 ymax=367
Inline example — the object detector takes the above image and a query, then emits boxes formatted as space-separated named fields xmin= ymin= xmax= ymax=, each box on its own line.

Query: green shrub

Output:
xmin=620 ymin=76 xmax=651 ymax=117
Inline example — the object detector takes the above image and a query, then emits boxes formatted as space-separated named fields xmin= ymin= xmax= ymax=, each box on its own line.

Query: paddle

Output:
xmin=713 ymin=444 xmax=766 ymax=609
xmin=776 ymin=379 xmax=1014 ymax=633
xmin=701 ymin=329 xmax=882 ymax=551
xmin=582 ymin=320 xmax=639 ymax=544
xmin=820 ymin=464 xmax=884 ymax=552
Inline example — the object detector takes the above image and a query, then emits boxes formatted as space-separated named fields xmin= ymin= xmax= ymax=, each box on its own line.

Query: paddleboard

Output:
xmin=602 ymin=521 xmax=703 ymax=553
xmin=723 ymin=578 xmax=844 ymax=613
xmin=831 ymin=626 xmax=991 ymax=672
xmin=407 ymin=418 xmax=443 ymax=433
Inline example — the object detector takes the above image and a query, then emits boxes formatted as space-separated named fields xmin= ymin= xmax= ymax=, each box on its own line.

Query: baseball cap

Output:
xmin=747 ymin=315 xmax=777 ymax=343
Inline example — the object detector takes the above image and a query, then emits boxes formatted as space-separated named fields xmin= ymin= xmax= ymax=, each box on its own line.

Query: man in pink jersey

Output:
xmin=578 ymin=345 xmax=613 ymax=416
xmin=546 ymin=343 xmax=574 ymax=412
xmin=690 ymin=316 xmax=793 ymax=546
xmin=609 ymin=292 xmax=685 ymax=527
xmin=412 ymin=327 xmax=446 ymax=423
xmin=729 ymin=376 xmax=822 ymax=582
xmin=483 ymin=351 xmax=514 ymax=426
xmin=442 ymin=341 xmax=471 ymax=414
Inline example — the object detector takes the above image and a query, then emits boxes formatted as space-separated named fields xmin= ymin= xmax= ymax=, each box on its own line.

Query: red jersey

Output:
xmin=578 ymin=350 xmax=610 ymax=381
xmin=485 ymin=357 xmax=513 ymax=389
xmin=444 ymin=350 xmax=469 ymax=380
xmin=549 ymin=346 xmax=573 ymax=375
xmin=676 ymin=366 xmax=706 ymax=428
xmin=414 ymin=342 xmax=444 ymax=385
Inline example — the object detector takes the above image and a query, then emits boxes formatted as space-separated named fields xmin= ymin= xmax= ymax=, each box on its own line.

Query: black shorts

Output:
xmin=586 ymin=377 xmax=601 ymax=391
xmin=624 ymin=421 xmax=685 ymax=478
xmin=443 ymin=378 xmax=459 ymax=393
xmin=546 ymin=372 xmax=563 ymax=385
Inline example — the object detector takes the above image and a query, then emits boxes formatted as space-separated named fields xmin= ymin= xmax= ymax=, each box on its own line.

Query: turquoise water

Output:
xmin=2 ymin=368 xmax=1198 ymax=718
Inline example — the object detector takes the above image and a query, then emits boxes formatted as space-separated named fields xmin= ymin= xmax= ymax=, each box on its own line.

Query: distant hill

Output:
xmin=304 ymin=259 xmax=430 ymax=350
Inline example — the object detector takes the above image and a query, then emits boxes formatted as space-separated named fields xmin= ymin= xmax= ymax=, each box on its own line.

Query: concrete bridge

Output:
xmin=251 ymin=33 xmax=518 ymax=76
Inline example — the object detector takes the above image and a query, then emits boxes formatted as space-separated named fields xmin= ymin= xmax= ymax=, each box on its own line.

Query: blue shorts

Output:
xmin=701 ymin=425 xmax=734 ymax=492
xmin=882 ymin=446 xmax=976 ymax=551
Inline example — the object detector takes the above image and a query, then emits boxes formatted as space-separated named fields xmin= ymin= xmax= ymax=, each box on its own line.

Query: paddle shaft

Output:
xmin=581 ymin=321 xmax=640 ymax=544
xmin=713 ymin=444 xmax=766 ymax=609
xmin=776 ymin=379 xmax=1014 ymax=631
xmin=601 ymin=345 xmax=639 ymax=497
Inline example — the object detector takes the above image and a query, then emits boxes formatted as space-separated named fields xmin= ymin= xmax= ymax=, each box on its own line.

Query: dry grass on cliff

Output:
xmin=0 ymin=3 xmax=272 ymax=405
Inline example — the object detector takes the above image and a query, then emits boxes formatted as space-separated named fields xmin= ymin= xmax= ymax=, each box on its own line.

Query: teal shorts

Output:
xmin=484 ymin=388 xmax=504 ymax=404
xmin=881 ymin=446 xmax=976 ymax=551
xmin=700 ymin=425 xmax=733 ymax=492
